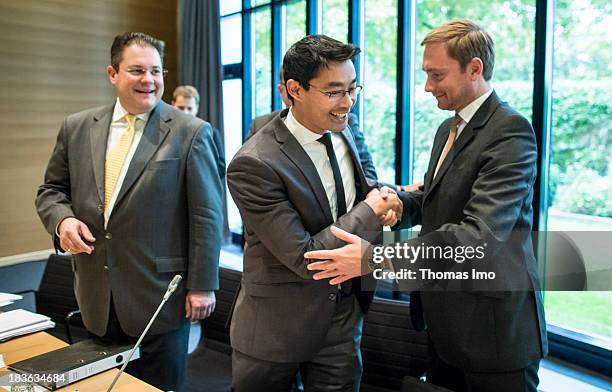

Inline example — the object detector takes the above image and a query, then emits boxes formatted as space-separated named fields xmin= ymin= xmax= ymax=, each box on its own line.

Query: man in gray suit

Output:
xmin=227 ymin=35 xmax=402 ymax=391
xmin=306 ymin=20 xmax=547 ymax=391
xmin=35 ymin=32 xmax=223 ymax=392
xmin=247 ymin=68 xmax=379 ymax=182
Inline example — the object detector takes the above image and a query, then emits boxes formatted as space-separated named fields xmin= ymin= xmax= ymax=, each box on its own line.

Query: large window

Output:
xmin=363 ymin=0 xmax=398 ymax=183
xmin=544 ymin=0 xmax=612 ymax=340
xmin=223 ymin=79 xmax=244 ymax=232
xmin=285 ymin=0 xmax=307 ymax=51
xmin=322 ymin=0 xmax=348 ymax=41
xmin=253 ymin=8 xmax=272 ymax=116
xmin=218 ymin=0 xmax=612 ymax=367
xmin=220 ymin=5 xmax=244 ymax=233
xmin=221 ymin=14 xmax=242 ymax=65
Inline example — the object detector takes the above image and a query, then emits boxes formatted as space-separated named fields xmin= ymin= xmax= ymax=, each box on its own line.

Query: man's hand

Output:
xmin=305 ymin=226 xmax=369 ymax=285
xmin=365 ymin=187 xmax=403 ymax=226
xmin=185 ymin=290 xmax=216 ymax=321
xmin=58 ymin=217 xmax=95 ymax=254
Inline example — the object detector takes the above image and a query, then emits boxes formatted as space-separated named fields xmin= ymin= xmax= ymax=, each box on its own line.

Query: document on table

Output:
xmin=0 ymin=309 xmax=55 ymax=341
xmin=0 ymin=293 xmax=22 ymax=308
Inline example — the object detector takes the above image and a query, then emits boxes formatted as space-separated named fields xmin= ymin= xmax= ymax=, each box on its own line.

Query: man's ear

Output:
xmin=469 ymin=57 xmax=484 ymax=81
xmin=285 ymin=79 xmax=303 ymax=103
xmin=107 ymin=65 xmax=118 ymax=85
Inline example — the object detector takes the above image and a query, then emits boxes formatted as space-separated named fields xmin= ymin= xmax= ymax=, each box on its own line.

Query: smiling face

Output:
xmin=107 ymin=44 xmax=164 ymax=114
xmin=286 ymin=60 xmax=357 ymax=134
xmin=422 ymin=42 xmax=479 ymax=112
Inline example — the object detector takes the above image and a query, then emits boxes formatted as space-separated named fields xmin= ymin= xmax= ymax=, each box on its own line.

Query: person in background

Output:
xmin=172 ymin=85 xmax=226 ymax=181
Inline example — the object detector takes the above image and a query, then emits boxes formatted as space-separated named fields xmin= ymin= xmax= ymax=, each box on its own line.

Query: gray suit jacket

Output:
xmin=395 ymin=92 xmax=547 ymax=372
xmin=248 ymin=110 xmax=378 ymax=181
xmin=228 ymin=109 xmax=381 ymax=362
xmin=36 ymin=101 xmax=223 ymax=337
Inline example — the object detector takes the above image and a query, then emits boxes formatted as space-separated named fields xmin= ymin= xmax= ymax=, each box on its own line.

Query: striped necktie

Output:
xmin=433 ymin=114 xmax=462 ymax=179
xmin=104 ymin=114 xmax=136 ymax=212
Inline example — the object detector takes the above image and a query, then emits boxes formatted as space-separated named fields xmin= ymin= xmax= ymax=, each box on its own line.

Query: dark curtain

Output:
xmin=179 ymin=0 xmax=229 ymax=242
xmin=179 ymin=0 xmax=224 ymax=132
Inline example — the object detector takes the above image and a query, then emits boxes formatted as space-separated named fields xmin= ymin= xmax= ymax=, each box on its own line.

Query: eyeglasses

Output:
xmin=124 ymin=67 xmax=168 ymax=78
xmin=307 ymin=84 xmax=363 ymax=101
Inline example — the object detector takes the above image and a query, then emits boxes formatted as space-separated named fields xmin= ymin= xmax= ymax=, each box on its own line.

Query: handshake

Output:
xmin=364 ymin=186 xmax=403 ymax=227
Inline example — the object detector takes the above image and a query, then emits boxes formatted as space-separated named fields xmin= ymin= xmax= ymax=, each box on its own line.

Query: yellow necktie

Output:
xmin=433 ymin=114 xmax=462 ymax=179
xmin=105 ymin=114 xmax=136 ymax=212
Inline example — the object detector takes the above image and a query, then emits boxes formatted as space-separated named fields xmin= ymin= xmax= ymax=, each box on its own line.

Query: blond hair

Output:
xmin=172 ymin=85 xmax=200 ymax=104
xmin=421 ymin=19 xmax=495 ymax=81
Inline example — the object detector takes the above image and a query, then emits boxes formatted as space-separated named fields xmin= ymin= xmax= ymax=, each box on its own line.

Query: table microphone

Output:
xmin=107 ymin=274 xmax=182 ymax=392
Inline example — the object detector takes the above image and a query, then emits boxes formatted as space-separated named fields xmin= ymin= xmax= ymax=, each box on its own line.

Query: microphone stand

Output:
xmin=107 ymin=275 xmax=182 ymax=392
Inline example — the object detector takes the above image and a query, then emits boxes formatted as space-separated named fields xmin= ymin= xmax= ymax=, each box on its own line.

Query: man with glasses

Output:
xmin=227 ymin=34 xmax=402 ymax=391
xmin=36 ymin=32 xmax=223 ymax=392
xmin=247 ymin=68 xmax=379 ymax=183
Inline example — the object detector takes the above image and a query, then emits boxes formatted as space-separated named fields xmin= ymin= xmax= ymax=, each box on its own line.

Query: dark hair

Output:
xmin=283 ymin=35 xmax=360 ymax=102
xmin=110 ymin=32 xmax=165 ymax=71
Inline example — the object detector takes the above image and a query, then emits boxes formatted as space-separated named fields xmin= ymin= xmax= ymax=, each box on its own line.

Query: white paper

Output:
xmin=0 ymin=309 xmax=54 ymax=340
xmin=0 ymin=293 xmax=22 ymax=308
xmin=0 ymin=293 xmax=22 ymax=302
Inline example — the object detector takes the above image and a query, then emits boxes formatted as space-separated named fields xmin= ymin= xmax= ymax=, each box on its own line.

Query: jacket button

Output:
xmin=105 ymin=233 xmax=112 ymax=240
xmin=328 ymin=293 xmax=337 ymax=301
xmin=97 ymin=204 xmax=104 ymax=212
xmin=103 ymin=266 xmax=109 ymax=270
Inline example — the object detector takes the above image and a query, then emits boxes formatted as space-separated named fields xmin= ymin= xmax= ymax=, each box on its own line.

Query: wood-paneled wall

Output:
xmin=0 ymin=0 xmax=179 ymax=257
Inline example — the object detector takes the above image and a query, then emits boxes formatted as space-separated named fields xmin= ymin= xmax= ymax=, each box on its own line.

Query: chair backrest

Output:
xmin=361 ymin=297 xmax=429 ymax=391
xmin=201 ymin=267 xmax=241 ymax=354
xmin=37 ymin=254 xmax=79 ymax=322
xmin=36 ymin=254 xmax=88 ymax=342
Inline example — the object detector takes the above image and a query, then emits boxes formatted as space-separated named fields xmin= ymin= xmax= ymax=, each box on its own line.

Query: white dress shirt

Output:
xmin=104 ymin=99 xmax=150 ymax=226
xmin=432 ymin=89 xmax=493 ymax=179
xmin=285 ymin=108 xmax=356 ymax=221
xmin=455 ymin=89 xmax=493 ymax=137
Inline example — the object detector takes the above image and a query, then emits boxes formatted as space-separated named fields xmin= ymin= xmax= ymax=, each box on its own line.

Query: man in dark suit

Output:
xmin=35 ymin=32 xmax=223 ymax=392
xmin=247 ymin=68 xmax=379 ymax=182
xmin=306 ymin=20 xmax=547 ymax=391
xmin=227 ymin=35 xmax=402 ymax=391
xmin=172 ymin=85 xmax=226 ymax=181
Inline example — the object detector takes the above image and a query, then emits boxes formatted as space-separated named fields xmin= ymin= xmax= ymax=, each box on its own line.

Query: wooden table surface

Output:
xmin=0 ymin=332 xmax=160 ymax=391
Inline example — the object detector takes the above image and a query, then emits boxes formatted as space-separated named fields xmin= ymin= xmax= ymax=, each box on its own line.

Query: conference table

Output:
xmin=0 ymin=331 xmax=160 ymax=391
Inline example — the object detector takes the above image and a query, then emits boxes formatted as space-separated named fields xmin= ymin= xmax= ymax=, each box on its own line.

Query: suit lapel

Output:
xmin=274 ymin=115 xmax=334 ymax=224
xmin=424 ymin=129 xmax=447 ymax=191
xmin=426 ymin=124 xmax=476 ymax=196
xmin=424 ymin=91 xmax=501 ymax=202
xmin=114 ymin=102 xmax=172 ymax=209
xmin=90 ymin=105 xmax=114 ymax=203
